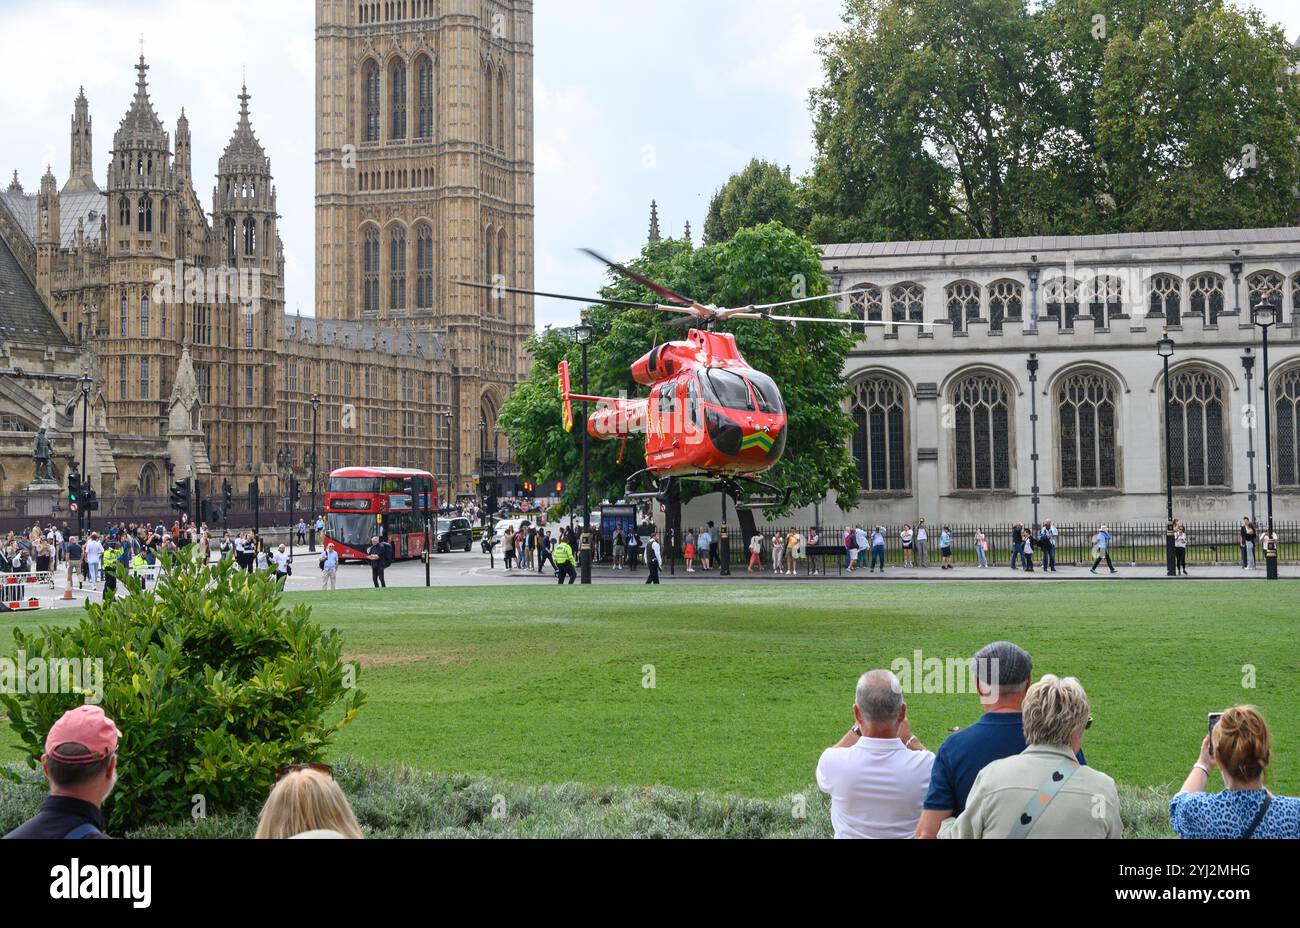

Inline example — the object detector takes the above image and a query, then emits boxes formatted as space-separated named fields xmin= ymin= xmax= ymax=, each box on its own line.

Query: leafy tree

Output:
xmin=703 ymin=159 xmax=804 ymax=244
xmin=805 ymin=0 xmax=1300 ymax=242
xmin=499 ymin=224 xmax=860 ymax=524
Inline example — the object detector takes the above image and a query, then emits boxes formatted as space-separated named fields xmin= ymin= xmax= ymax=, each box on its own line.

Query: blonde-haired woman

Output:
xmin=942 ymin=674 xmax=1121 ymax=839
xmin=255 ymin=766 xmax=364 ymax=839
xmin=1171 ymin=705 xmax=1300 ymax=839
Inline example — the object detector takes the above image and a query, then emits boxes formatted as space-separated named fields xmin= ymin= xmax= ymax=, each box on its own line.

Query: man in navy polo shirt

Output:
xmin=915 ymin=641 xmax=1086 ymax=839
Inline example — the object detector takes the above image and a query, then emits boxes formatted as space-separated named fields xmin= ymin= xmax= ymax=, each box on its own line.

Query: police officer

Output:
xmin=553 ymin=535 xmax=577 ymax=585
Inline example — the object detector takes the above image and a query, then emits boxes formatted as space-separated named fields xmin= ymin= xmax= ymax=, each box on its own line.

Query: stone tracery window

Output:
xmin=945 ymin=281 xmax=980 ymax=333
xmin=1043 ymin=277 xmax=1080 ymax=329
xmin=389 ymin=225 xmax=407 ymax=311
xmin=1249 ymin=270 xmax=1285 ymax=323
xmin=364 ymin=61 xmax=381 ymax=143
xmin=416 ymin=55 xmax=434 ymax=140
xmin=890 ymin=282 xmax=924 ymax=335
xmin=1277 ymin=367 xmax=1300 ymax=487
xmin=390 ymin=61 xmax=407 ymax=140
xmin=951 ymin=373 xmax=1012 ymax=490
xmin=1189 ymin=273 xmax=1224 ymax=324
xmin=416 ymin=223 xmax=434 ymax=309
xmin=1166 ymin=369 xmax=1228 ymax=487
xmin=1149 ymin=275 xmax=1181 ymax=325
xmin=1057 ymin=371 xmax=1118 ymax=489
xmin=987 ymin=279 xmax=1022 ymax=334
xmin=850 ymin=375 xmax=908 ymax=492
xmin=362 ymin=226 xmax=380 ymax=312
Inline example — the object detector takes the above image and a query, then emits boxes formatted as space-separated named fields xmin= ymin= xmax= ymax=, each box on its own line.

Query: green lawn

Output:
xmin=3 ymin=582 xmax=1298 ymax=800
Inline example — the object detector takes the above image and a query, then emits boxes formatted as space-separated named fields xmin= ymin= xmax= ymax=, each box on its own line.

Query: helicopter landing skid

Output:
xmin=623 ymin=469 xmax=676 ymax=502
xmin=718 ymin=476 xmax=793 ymax=512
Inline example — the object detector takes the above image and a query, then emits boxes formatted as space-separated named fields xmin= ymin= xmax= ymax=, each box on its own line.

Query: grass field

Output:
xmin=4 ymin=581 xmax=1295 ymax=805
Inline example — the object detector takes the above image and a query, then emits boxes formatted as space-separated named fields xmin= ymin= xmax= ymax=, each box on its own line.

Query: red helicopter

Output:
xmin=462 ymin=250 xmax=946 ymax=507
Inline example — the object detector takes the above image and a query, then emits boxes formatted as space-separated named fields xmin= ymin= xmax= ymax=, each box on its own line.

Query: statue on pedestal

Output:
xmin=32 ymin=427 xmax=56 ymax=484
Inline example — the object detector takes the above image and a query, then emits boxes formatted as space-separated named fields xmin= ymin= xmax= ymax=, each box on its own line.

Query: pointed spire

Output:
xmin=117 ymin=52 xmax=167 ymax=143
xmin=683 ymin=220 xmax=693 ymax=246
xmin=65 ymin=85 xmax=98 ymax=193
xmin=648 ymin=200 xmax=661 ymax=244
xmin=6 ymin=169 xmax=21 ymax=194
xmin=220 ymin=83 xmax=268 ymax=171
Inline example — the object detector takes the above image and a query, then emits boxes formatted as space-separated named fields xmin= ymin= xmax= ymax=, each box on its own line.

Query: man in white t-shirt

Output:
xmin=816 ymin=669 xmax=935 ymax=839
xmin=83 ymin=533 xmax=105 ymax=587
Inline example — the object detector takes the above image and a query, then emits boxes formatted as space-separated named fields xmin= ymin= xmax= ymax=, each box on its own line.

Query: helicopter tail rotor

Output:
xmin=558 ymin=361 xmax=575 ymax=433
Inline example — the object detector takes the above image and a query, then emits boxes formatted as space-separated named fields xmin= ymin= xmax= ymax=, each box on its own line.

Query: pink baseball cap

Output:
xmin=44 ymin=705 xmax=121 ymax=764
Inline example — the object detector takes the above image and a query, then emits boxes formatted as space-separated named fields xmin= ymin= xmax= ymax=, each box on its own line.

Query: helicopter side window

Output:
xmin=707 ymin=369 xmax=755 ymax=411
xmin=746 ymin=371 xmax=785 ymax=415
xmin=685 ymin=376 xmax=701 ymax=427
xmin=657 ymin=383 xmax=677 ymax=417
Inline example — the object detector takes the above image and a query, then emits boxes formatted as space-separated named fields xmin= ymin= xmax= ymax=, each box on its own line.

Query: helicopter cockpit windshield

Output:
xmin=699 ymin=368 xmax=785 ymax=415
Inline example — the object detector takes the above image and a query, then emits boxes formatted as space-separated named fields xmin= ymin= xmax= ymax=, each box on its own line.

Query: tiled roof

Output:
xmin=822 ymin=227 xmax=1300 ymax=261
xmin=0 ymin=234 xmax=70 ymax=346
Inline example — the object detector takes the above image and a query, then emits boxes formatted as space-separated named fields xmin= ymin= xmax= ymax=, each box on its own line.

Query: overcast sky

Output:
xmin=3 ymin=0 xmax=1298 ymax=332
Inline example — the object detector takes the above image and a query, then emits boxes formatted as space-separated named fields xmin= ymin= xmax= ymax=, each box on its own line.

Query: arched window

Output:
xmin=496 ymin=228 xmax=508 ymax=317
xmin=139 ymin=463 xmax=158 ymax=497
xmin=1249 ymin=271 xmax=1285 ymax=323
xmin=389 ymin=225 xmax=407 ymax=311
xmin=483 ymin=62 xmax=495 ymax=147
xmin=140 ymin=294 xmax=149 ymax=337
xmin=138 ymin=194 xmax=152 ymax=233
xmin=496 ymin=66 xmax=507 ymax=150
xmin=119 ymin=196 xmax=130 ymax=227
xmin=390 ymin=61 xmax=407 ymax=140
xmin=364 ymin=61 xmax=381 ymax=143
xmin=120 ymin=295 xmax=128 ymax=337
xmin=1057 ymin=371 xmax=1118 ymax=489
xmin=416 ymin=224 xmax=434 ymax=309
xmin=484 ymin=225 xmax=495 ymax=315
xmin=851 ymin=375 xmax=908 ymax=492
xmin=987 ymin=280 xmax=1022 ymax=334
xmin=1189 ymin=273 xmax=1224 ymax=324
xmin=416 ymin=55 xmax=434 ymax=140
xmin=362 ymin=227 xmax=380 ymax=312
xmin=848 ymin=285 xmax=883 ymax=322
xmin=226 ymin=217 xmax=237 ymax=261
xmin=264 ymin=219 xmax=273 ymax=256
xmin=890 ymin=282 xmax=924 ymax=335
xmin=1276 ymin=366 xmax=1300 ymax=487
xmin=951 ymin=373 xmax=1012 ymax=490
xmin=159 ymin=198 xmax=169 ymax=235
xmin=243 ymin=217 xmax=256 ymax=256
xmin=1166 ymin=369 xmax=1228 ymax=487
xmin=1149 ymin=275 xmax=1181 ymax=325
xmin=945 ymin=281 xmax=979 ymax=333
xmin=1043 ymin=277 xmax=1080 ymax=329
xmin=1292 ymin=274 xmax=1300 ymax=325
xmin=1088 ymin=275 xmax=1122 ymax=328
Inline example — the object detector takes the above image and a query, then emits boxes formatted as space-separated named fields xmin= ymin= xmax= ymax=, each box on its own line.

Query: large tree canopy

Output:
xmin=703 ymin=159 xmax=804 ymax=244
xmin=498 ymin=224 xmax=860 ymax=518
xmin=805 ymin=0 xmax=1300 ymax=243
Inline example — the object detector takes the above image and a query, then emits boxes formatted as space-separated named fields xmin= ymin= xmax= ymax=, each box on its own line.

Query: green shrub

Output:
xmin=0 ymin=554 xmax=363 ymax=832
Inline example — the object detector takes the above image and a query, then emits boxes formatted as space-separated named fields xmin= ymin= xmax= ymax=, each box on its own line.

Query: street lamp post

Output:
xmin=309 ymin=394 xmax=321 ymax=552
xmin=1157 ymin=332 xmax=1177 ymax=578
xmin=77 ymin=374 xmax=92 ymax=539
xmin=1242 ymin=349 xmax=1258 ymax=525
xmin=575 ymin=320 xmax=593 ymax=585
xmin=1251 ymin=298 xmax=1279 ymax=580
xmin=1027 ymin=354 xmax=1041 ymax=528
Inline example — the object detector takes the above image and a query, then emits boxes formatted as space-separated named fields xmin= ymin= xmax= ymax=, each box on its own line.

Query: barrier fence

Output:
xmin=668 ymin=521 xmax=1299 ymax=572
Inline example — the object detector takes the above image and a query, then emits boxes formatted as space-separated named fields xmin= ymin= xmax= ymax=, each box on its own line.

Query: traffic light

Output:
xmin=83 ymin=487 xmax=99 ymax=512
xmin=248 ymin=478 xmax=259 ymax=508
xmin=222 ymin=479 xmax=233 ymax=510
xmin=67 ymin=473 xmax=81 ymax=508
xmin=289 ymin=476 xmax=301 ymax=507
xmin=169 ymin=478 xmax=191 ymax=513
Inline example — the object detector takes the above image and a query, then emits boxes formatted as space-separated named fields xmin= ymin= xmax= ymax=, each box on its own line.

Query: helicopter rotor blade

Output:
xmin=454 ymin=280 xmax=665 ymax=312
xmin=758 ymin=313 xmax=953 ymax=328
xmin=579 ymin=248 xmax=709 ymax=313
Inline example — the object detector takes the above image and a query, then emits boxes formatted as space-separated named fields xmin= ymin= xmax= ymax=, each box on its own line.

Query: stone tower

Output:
xmin=64 ymin=88 xmax=99 ymax=194
xmin=315 ymin=0 xmax=535 ymax=497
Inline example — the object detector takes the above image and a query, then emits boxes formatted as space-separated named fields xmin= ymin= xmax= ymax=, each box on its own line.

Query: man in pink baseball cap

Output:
xmin=2 ymin=705 xmax=121 ymax=839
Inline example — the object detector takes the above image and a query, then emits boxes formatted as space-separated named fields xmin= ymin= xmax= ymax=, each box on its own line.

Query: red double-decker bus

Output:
xmin=324 ymin=467 xmax=438 ymax=562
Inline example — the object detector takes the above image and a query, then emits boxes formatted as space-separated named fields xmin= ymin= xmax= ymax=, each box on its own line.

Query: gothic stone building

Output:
xmin=0 ymin=0 xmax=533 ymax=507
xmin=806 ymin=229 xmax=1300 ymax=527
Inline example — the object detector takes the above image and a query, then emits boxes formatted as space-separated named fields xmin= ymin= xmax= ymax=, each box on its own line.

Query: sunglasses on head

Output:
xmin=275 ymin=763 xmax=333 ymax=781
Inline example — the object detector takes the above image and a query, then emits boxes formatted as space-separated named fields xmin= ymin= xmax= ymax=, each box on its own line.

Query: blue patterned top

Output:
xmin=1170 ymin=790 xmax=1300 ymax=839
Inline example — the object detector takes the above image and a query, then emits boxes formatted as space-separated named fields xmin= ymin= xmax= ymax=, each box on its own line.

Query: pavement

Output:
xmin=10 ymin=550 xmax=1296 ymax=614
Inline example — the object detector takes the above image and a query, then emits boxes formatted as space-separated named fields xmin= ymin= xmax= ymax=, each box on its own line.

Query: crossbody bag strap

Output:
xmin=1006 ymin=759 xmax=1080 ymax=839
xmin=1241 ymin=795 xmax=1273 ymax=840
